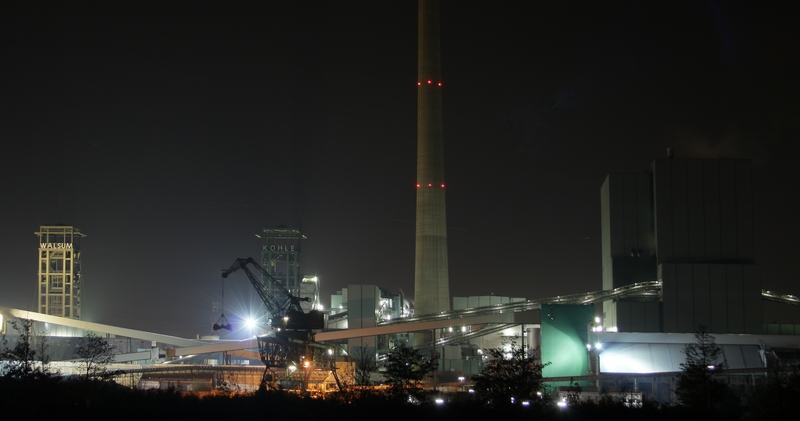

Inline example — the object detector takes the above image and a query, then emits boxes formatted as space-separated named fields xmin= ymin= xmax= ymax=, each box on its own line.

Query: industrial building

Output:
xmin=4 ymin=0 xmax=798 ymax=403
xmin=21 ymin=158 xmax=796 ymax=381
xmin=600 ymin=155 xmax=761 ymax=334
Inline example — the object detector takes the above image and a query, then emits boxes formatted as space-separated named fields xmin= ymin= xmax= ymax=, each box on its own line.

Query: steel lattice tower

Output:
xmin=35 ymin=225 xmax=85 ymax=319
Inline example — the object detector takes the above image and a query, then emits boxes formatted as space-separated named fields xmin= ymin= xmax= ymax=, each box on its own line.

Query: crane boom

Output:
xmin=221 ymin=257 xmax=324 ymax=331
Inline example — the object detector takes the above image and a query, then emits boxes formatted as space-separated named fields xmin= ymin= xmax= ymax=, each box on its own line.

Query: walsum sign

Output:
xmin=40 ymin=243 xmax=73 ymax=249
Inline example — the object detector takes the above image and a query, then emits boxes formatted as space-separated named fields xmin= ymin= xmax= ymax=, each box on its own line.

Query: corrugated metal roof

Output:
xmin=720 ymin=344 xmax=764 ymax=369
xmin=599 ymin=342 xmax=764 ymax=374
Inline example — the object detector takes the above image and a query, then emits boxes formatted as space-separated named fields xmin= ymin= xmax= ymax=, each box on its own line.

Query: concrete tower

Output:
xmin=414 ymin=0 xmax=450 ymax=317
xmin=256 ymin=226 xmax=306 ymax=307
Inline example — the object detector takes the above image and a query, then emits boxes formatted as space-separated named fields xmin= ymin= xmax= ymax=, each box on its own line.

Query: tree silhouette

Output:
xmin=75 ymin=332 xmax=115 ymax=380
xmin=471 ymin=340 xmax=549 ymax=407
xmin=382 ymin=343 xmax=436 ymax=397
xmin=1 ymin=318 xmax=53 ymax=380
xmin=351 ymin=345 xmax=376 ymax=386
xmin=675 ymin=325 xmax=728 ymax=410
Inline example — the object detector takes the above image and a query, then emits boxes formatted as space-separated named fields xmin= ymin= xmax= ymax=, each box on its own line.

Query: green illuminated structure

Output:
xmin=540 ymin=304 xmax=595 ymax=386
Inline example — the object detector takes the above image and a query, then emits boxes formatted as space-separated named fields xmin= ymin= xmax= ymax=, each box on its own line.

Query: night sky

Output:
xmin=2 ymin=1 xmax=798 ymax=338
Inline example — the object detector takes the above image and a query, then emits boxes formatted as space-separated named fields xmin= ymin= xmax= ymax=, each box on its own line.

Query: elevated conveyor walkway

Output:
xmin=381 ymin=282 xmax=800 ymax=327
xmin=380 ymin=281 xmax=663 ymax=326
xmin=0 ymin=307 xmax=207 ymax=347
xmin=5 ymin=283 xmax=797 ymax=358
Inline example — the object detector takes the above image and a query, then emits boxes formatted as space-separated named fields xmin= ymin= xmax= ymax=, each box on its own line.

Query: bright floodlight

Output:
xmin=245 ymin=317 xmax=257 ymax=329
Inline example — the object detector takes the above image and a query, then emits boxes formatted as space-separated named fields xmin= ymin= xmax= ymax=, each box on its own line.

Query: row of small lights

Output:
xmin=416 ymin=79 xmax=444 ymax=195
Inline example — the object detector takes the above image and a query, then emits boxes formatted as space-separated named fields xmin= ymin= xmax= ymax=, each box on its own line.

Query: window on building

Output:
xmin=48 ymin=296 xmax=63 ymax=316
xmin=49 ymin=275 xmax=64 ymax=292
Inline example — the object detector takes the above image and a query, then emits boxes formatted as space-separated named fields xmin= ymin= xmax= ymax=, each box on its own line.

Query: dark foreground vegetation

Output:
xmin=1 ymin=376 xmax=798 ymax=421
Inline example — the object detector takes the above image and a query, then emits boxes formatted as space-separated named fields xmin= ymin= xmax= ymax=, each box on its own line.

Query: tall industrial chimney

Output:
xmin=414 ymin=0 xmax=450 ymax=317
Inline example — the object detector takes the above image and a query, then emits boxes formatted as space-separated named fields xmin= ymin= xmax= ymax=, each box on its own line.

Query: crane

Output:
xmin=221 ymin=257 xmax=326 ymax=390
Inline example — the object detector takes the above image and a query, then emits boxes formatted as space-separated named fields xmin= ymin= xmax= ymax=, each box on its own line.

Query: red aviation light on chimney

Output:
xmin=441 ymin=183 xmax=445 ymax=188
xmin=427 ymin=80 xmax=432 ymax=84
xmin=417 ymin=82 xmax=421 ymax=86
xmin=438 ymin=82 xmax=442 ymax=86
xmin=416 ymin=183 xmax=421 ymax=188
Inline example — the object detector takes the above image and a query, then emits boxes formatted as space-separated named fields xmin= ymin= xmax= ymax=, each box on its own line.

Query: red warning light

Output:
xmin=438 ymin=82 xmax=442 ymax=86
xmin=441 ymin=184 xmax=445 ymax=188
xmin=417 ymin=82 xmax=421 ymax=86
xmin=416 ymin=183 xmax=420 ymax=188
xmin=428 ymin=183 xmax=432 ymax=187
xmin=427 ymin=80 xmax=432 ymax=84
